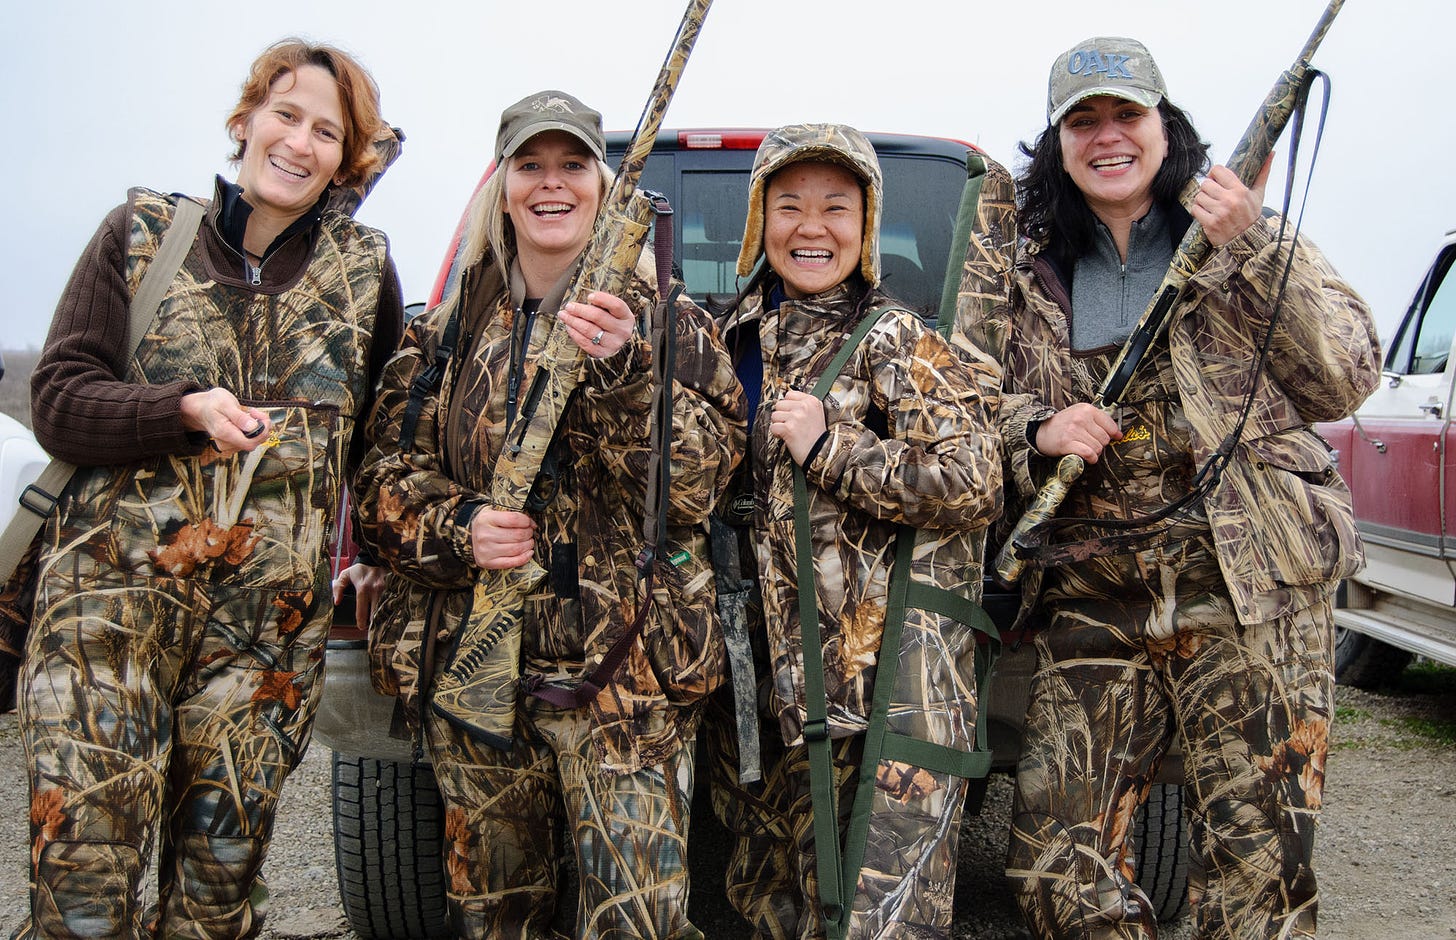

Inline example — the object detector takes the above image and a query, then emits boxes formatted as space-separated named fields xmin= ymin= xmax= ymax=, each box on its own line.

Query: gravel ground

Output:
xmin=1 ymin=671 xmax=1452 ymax=939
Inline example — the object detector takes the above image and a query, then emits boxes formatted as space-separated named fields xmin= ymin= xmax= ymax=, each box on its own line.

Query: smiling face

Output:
xmin=763 ymin=161 xmax=864 ymax=300
xmin=1059 ymin=95 xmax=1168 ymax=222
xmin=231 ymin=64 xmax=345 ymax=224
xmin=502 ymin=130 xmax=602 ymax=266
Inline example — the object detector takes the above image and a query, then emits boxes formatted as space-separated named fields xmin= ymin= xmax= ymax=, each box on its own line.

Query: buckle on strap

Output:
xmin=19 ymin=483 xmax=58 ymax=518
xmin=802 ymin=718 xmax=829 ymax=743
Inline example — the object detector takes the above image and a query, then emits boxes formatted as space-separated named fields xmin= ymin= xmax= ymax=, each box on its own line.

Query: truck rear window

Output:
xmin=609 ymin=147 xmax=968 ymax=321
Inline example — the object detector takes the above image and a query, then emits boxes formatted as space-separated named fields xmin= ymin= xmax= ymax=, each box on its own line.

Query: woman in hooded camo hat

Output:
xmin=708 ymin=123 xmax=1004 ymax=939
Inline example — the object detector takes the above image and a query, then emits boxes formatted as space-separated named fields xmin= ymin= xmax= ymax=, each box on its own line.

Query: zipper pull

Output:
xmin=249 ymin=261 xmax=262 ymax=286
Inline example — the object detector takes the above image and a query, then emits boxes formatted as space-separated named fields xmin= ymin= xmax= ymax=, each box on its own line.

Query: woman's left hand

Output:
xmin=1193 ymin=154 xmax=1273 ymax=247
xmin=560 ymin=290 xmax=635 ymax=359
xmin=770 ymin=390 xmax=828 ymax=465
xmin=332 ymin=562 xmax=385 ymax=631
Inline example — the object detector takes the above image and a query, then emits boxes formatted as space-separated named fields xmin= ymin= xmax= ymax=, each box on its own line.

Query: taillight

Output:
xmin=679 ymin=130 xmax=764 ymax=150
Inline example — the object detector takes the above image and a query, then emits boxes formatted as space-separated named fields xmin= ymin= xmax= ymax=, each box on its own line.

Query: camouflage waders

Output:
xmin=708 ymin=718 xmax=974 ymax=940
xmin=15 ymin=189 xmax=385 ymax=939
xmin=1006 ymin=346 xmax=1333 ymax=939
xmin=424 ymin=697 xmax=700 ymax=940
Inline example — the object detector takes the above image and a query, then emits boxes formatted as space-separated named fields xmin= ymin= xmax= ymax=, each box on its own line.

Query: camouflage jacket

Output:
xmin=725 ymin=281 xmax=1002 ymax=746
xmin=356 ymin=257 xmax=746 ymax=774
xmin=1000 ymin=215 xmax=1381 ymax=625
xmin=38 ymin=187 xmax=393 ymax=593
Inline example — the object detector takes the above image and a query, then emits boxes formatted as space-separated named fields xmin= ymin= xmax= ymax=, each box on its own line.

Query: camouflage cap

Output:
xmin=495 ymin=89 xmax=605 ymax=163
xmin=1047 ymin=37 xmax=1166 ymax=125
xmin=736 ymin=123 xmax=882 ymax=288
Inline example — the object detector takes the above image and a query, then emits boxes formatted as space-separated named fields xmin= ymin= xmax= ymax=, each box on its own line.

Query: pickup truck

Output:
xmin=1315 ymin=229 xmax=1456 ymax=686
xmin=310 ymin=128 xmax=1190 ymax=938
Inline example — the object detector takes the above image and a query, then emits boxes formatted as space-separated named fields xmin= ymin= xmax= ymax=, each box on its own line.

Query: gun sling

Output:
xmin=793 ymin=305 xmax=998 ymax=937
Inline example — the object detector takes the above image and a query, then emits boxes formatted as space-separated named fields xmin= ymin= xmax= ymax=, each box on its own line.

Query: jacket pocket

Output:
xmin=641 ymin=520 xmax=725 ymax=703
xmin=1238 ymin=430 xmax=1364 ymax=588
xmin=105 ymin=399 xmax=341 ymax=588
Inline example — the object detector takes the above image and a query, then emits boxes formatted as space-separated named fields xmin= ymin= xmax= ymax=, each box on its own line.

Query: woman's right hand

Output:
xmin=180 ymin=388 xmax=271 ymax=456
xmin=469 ymin=507 xmax=537 ymax=569
xmin=1033 ymin=403 xmax=1122 ymax=463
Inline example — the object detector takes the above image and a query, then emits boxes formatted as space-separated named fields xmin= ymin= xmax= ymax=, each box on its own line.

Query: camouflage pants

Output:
xmin=15 ymin=564 xmax=331 ymax=940
xmin=424 ymin=698 xmax=701 ymax=940
xmin=706 ymin=695 xmax=970 ymax=940
xmin=704 ymin=686 xmax=803 ymax=938
xmin=1007 ymin=593 xmax=1333 ymax=939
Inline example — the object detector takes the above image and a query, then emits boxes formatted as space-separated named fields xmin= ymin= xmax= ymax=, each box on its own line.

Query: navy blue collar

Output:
xmin=214 ymin=175 xmax=327 ymax=261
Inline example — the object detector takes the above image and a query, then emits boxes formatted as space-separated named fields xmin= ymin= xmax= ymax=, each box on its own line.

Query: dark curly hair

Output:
xmin=1017 ymin=99 xmax=1210 ymax=268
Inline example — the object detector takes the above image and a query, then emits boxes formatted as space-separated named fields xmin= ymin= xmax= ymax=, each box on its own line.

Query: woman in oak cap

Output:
xmin=998 ymin=35 xmax=1378 ymax=939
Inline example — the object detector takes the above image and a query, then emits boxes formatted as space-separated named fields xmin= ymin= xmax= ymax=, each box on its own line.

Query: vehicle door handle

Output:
xmin=1419 ymin=401 xmax=1443 ymax=419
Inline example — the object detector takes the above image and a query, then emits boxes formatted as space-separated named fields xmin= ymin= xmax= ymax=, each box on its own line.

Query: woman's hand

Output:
xmin=770 ymin=389 xmax=828 ymax=465
xmin=469 ymin=507 xmax=537 ymax=569
xmin=180 ymin=388 xmax=271 ymax=456
xmin=332 ymin=562 xmax=385 ymax=631
xmin=1034 ymin=403 xmax=1122 ymax=463
xmin=1194 ymin=154 xmax=1273 ymax=248
xmin=559 ymin=291 xmax=635 ymax=359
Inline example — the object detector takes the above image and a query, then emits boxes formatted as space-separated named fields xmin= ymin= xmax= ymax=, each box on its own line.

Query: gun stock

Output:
xmin=993 ymin=0 xmax=1344 ymax=586
xmin=433 ymin=0 xmax=714 ymax=741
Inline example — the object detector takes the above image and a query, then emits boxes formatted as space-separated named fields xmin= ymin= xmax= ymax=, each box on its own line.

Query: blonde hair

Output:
xmin=436 ymin=157 xmax=657 ymax=312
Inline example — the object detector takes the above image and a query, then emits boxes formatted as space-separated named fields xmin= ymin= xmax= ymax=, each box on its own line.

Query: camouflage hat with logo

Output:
xmin=1047 ymin=36 xmax=1167 ymax=125
xmin=494 ymin=89 xmax=605 ymax=163
xmin=736 ymin=123 xmax=883 ymax=288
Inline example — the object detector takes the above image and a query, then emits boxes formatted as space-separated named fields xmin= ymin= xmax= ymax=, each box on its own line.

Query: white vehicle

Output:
xmin=0 ymin=403 xmax=47 ymax=535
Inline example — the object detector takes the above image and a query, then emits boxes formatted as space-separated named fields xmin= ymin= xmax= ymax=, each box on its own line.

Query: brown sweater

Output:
xmin=31 ymin=181 xmax=403 ymax=468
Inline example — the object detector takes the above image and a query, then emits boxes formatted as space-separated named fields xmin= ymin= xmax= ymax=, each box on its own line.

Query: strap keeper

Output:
xmin=19 ymin=484 xmax=58 ymax=518
xmin=802 ymin=718 xmax=829 ymax=743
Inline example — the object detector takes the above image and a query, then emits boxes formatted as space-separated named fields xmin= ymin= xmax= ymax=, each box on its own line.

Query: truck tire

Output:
xmin=332 ymin=753 xmax=450 ymax=939
xmin=1133 ymin=782 xmax=1189 ymax=923
xmin=1334 ymin=626 xmax=1413 ymax=689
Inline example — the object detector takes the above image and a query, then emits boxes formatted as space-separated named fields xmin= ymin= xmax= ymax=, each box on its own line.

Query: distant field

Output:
xmin=0 ymin=350 xmax=36 ymax=429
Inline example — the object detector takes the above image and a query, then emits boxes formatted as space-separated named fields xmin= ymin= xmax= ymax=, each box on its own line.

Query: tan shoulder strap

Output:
xmin=0 ymin=195 xmax=205 ymax=584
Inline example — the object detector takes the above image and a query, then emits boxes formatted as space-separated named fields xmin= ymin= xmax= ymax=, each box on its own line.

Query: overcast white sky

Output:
xmin=2 ymin=0 xmax=1448 ymax=350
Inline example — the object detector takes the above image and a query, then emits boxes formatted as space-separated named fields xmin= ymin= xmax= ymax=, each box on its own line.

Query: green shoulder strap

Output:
xmin=935 ymin=150 xmax=988 ymax=339
xmin=793 ymin=303 xmax=998 ymax=939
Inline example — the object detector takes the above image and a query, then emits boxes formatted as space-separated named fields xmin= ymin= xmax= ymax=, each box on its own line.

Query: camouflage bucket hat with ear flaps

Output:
xmin=736 ymin=123 xmax=883 ymax=288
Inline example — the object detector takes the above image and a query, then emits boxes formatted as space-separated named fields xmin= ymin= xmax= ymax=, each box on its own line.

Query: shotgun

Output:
xmin=432 ymin=0 xmax=714 ymax=744
xmin=993 ymin=0 xmax=1345 ymax=585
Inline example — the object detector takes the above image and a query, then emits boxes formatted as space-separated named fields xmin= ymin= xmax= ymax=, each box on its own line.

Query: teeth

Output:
xmin=533 ymin=202 xmax=572 ymax=214
xmin=792 ymin=249 xmax=832 ymax=260
xmin=269 ymin=155 xmax=308 ymax=179
xmin=1092 ymin=156 xmax=1133 ymax=170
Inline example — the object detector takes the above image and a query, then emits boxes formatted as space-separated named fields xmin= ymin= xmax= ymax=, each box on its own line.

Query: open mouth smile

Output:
xmin=531 ymin=202 xmax=575 ymax=218
xmin=269 ymin=155 xmax=310 ymax=180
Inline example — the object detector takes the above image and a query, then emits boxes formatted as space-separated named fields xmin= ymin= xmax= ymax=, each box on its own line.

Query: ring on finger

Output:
xmin=591 ymin=329 xmax=604 ymax=346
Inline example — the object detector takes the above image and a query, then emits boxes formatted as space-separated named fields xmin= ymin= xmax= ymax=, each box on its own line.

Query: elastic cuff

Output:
xmin=1025 ymin=418 xmax=1044 ymax=454
xmin=449 ymin=499 xmax=486 ymax=565
xmin=585 ymin=333 xmax=648 ymax=387
xmin=800 ymin=430 xmax=831 ymax=469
